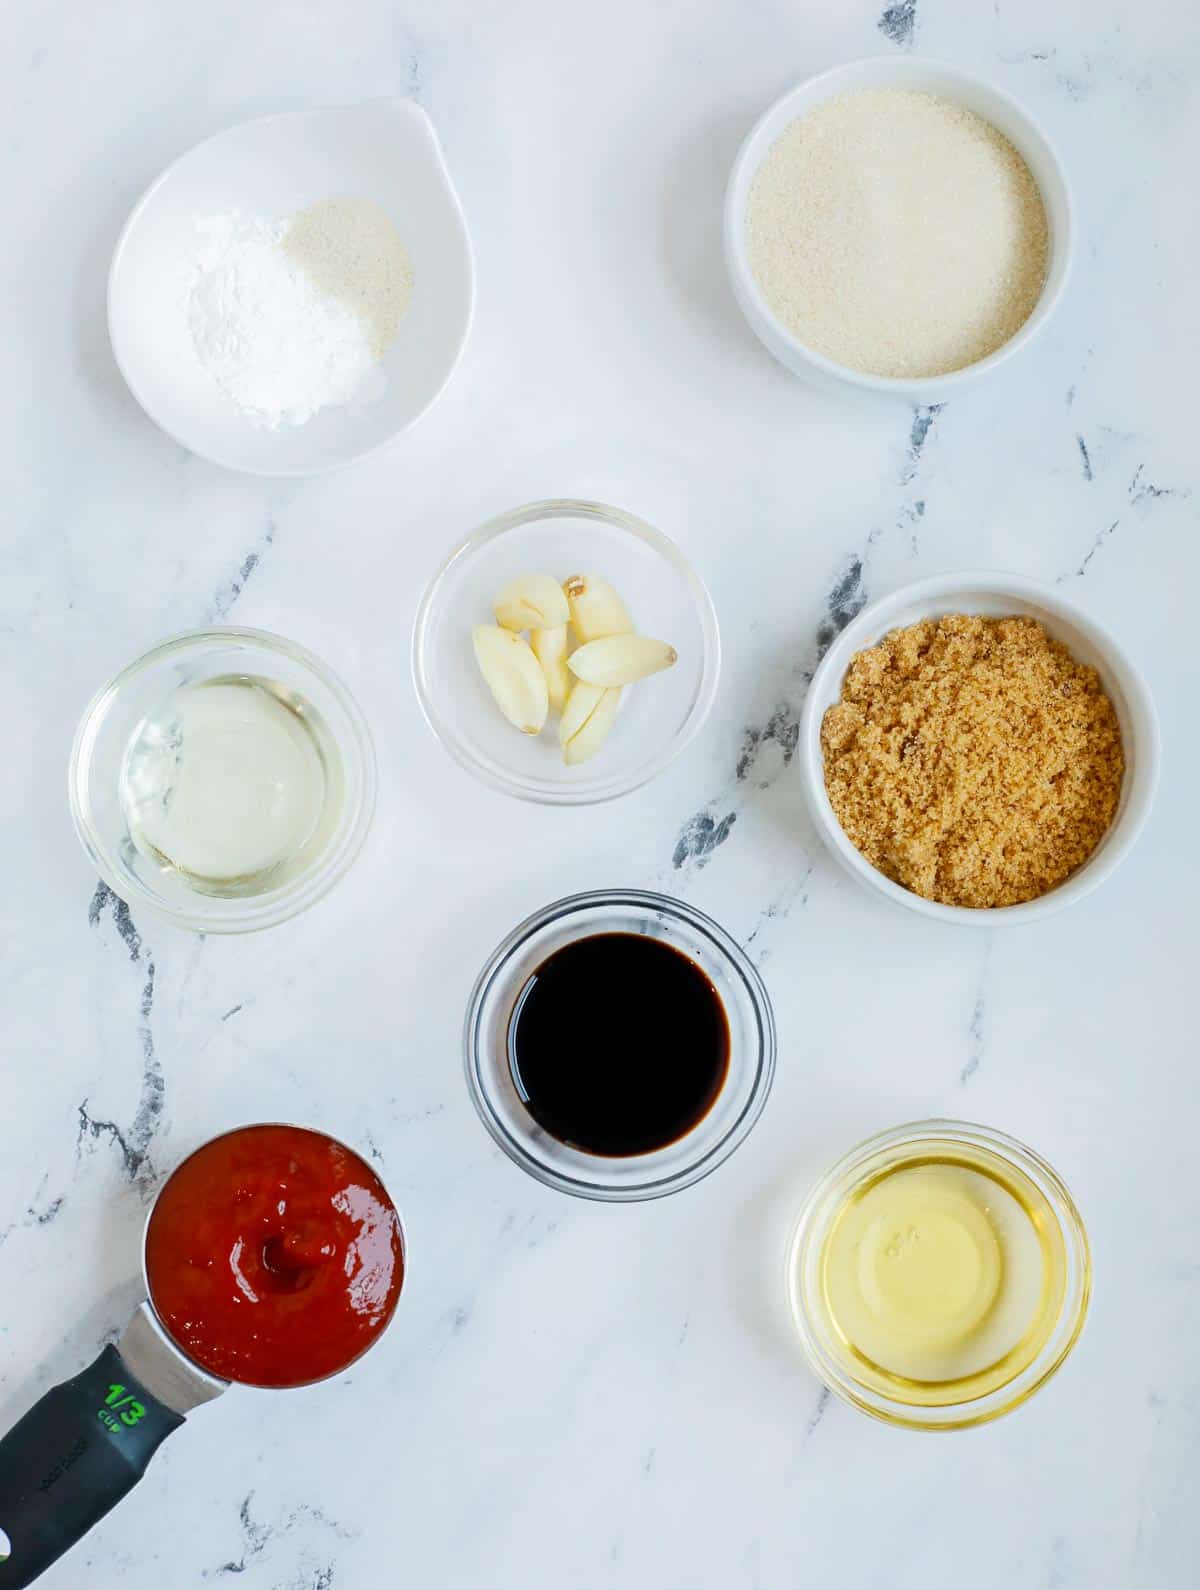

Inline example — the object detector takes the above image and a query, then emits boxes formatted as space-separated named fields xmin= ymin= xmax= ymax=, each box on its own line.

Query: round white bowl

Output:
xmin=412 ymin=500 xmax=721 ymax=806
xmin=724 ymin=58 xmax=1075 ymax=403
xmin=109 ymin=99 xmax=473 ymax=476
xmin=799 ymin=572 xmax=1160 ymax=925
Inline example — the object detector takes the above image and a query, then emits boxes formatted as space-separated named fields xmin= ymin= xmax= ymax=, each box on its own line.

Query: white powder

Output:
xmin=188 ymin=200 xmax=412 ymax=429
xmin=284 ymin=197 xmax=414 ymax=360
xmin=746 ymin=90 xmax=1049 ymax=379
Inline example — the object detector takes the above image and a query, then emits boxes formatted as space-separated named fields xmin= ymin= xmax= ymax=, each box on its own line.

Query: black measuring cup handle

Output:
xmin=0 ymin=1342 xmax=184 ymax=1587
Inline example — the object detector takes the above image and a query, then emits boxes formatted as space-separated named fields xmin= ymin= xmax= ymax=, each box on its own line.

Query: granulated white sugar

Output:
xmin=746 ymin=90 xmax=1049 ymax=379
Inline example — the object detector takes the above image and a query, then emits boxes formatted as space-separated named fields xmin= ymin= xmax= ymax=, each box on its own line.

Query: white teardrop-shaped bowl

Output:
xmin=108 ymin=99 xmax=474 ymax=475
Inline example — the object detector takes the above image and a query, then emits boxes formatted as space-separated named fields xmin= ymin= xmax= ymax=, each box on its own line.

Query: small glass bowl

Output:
xmin=786 ymin=1120 xmax=1091 ymax=1431
xmin=464 ymin=889 xmax=776 ymax=1200
xmin=69 ymin=628 xmax=376 ymax=933
xmin=412 ymin=500 xmax=721 ymax=805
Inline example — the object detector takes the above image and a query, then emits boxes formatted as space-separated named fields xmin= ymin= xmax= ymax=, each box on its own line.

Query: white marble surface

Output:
xmin=2 ymin=1 xmax=1197 ymax=1585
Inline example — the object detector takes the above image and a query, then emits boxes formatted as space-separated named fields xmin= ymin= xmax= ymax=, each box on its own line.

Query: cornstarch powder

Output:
xmin=746 ymin=90 xmax=1049 ymax=379
xmin=187 ymin=199 xmax=413 ymax=429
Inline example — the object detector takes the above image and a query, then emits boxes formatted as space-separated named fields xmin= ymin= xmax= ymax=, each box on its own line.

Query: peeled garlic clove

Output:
xmin=494 ymin=573 xmax=570 ymax=632
xmin=568 ymin=634 xmax=677 ymax=687
xmin=472 ymin=625 xmax=549 ymax=734
xmin=563 ymin=687 xmax=622 ymax=765
xmin=564 ymin=573 xmax=633 ymax=643
xmin=530 ymin=623 xmax=571 ymax=715
xmin=558 ymin=680 xmax=606 ymax=746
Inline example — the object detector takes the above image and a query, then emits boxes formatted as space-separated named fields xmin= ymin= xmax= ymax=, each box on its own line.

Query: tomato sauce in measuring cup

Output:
xmin=144 ymin=1124 xmax=404 ymax=1388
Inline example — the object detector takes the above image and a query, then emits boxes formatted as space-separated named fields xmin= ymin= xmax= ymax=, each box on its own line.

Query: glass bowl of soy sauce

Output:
xmin=464 ymin=889 xmax=776 ymax=1200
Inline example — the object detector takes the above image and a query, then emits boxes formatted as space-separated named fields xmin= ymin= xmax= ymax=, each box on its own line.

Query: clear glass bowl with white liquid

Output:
xmin=69 ymin=628 xmax=376 ymax=932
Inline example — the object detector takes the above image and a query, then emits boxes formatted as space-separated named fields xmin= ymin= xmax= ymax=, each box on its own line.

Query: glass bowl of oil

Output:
xmin=786 ymin=1120 xmax=1091 ymax=1430
xmin=69 ymin=628 xmax=376 ymax=933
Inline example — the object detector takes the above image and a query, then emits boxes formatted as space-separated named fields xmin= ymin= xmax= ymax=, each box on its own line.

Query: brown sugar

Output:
xmin=820 ymin=615 xmax=1125 ymax=908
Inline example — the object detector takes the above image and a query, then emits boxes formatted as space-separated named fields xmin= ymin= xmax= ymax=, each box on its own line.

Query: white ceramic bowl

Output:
xmin=799 ymin=573 xmax=1160 ymax=925
xmin=109 ymin=100 xmax=473 ymax=475
xmin=724 ymin=58 xmax=1075 ymax=403
xmin=412 ymin=500 xmax=721 ymax=806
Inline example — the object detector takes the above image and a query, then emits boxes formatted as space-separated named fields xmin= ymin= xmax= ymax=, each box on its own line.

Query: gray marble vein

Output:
xmin=805 ymin=1386 xmax=831 ymax=1439
xmin=209 ymin=1494 xmax=353 ymax=1583
xmin=0 ymin=1182 xmax=66 ymax=1250
xmin=900 ymin=403 xmax=942 ymax=486
xmin=82 ymin=886 xmax=165 ymax=1194
xmin=878 ymin=1 xmax=918 ymax=50
xmin=208 ymin=515 xmax=277 ymax=623
xmin=1061 ymin=516 xmax=1120 ymax=581
xmin=960 ymin=936 xmax=994 ymax=1085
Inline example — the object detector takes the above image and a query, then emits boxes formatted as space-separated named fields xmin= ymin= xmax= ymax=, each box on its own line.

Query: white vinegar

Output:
xmin=119 ymin=677 xmax=336 ymax=895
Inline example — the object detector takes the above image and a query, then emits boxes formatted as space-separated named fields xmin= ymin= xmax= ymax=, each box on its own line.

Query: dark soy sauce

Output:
xmin=508 ymin=932 xmax=731 ymax=1157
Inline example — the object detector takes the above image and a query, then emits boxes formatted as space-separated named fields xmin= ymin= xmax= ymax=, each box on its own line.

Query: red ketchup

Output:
xmin=144 ymin=1124 xmax=404 ymax=1388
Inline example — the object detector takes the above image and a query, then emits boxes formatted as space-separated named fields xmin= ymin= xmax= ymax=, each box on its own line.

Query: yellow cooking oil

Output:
xmin=816 ymin=1147 xmax=1067 ymax=1406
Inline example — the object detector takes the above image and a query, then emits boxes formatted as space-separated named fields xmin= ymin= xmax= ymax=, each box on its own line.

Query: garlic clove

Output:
xmin=472 ymin=625 xmax=549 ymax=734
xmin=558 ymin=680 xmax=606 ymax=746
xmin=563 ymin=687 xmax=622 ymax=765
xmin=530 ymin=623 xmax=572 ymax=715
xmin=567 ymin=634 xmax=677 ymax=687
xmin=564 ymin=573 xmax=633 ymax=643
xmin=494 ymin=573 xmax=570 ymax=632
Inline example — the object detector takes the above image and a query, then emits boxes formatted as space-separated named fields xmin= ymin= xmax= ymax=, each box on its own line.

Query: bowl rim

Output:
xmin=798 ymin=570 xmax=1162 ymax=925
xmin=106 ymin=98 xmax=475 ymax=478
xmin=785 ymin=1118 xmax=1092 ymax=1430
xmin=462 ymin=888 xmax=777 ymax=1201
xmin=411 ymin=498 xmax=722 ymax=806
xmin=68 ymin=624 xmax=378 ymax=934
xmin=723 ymin=55 xmax=1076 ymax=396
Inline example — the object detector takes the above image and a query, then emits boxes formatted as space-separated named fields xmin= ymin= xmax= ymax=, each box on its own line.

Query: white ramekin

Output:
xmin=799 ymin=573 xmax=1161 ymax=926
xmin=724 ymin=58 xmax=1075 ymax=403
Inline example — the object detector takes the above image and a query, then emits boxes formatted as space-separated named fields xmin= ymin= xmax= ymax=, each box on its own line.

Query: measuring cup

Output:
xmin=0 ymin=1123 xmax=405 ymax=1587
